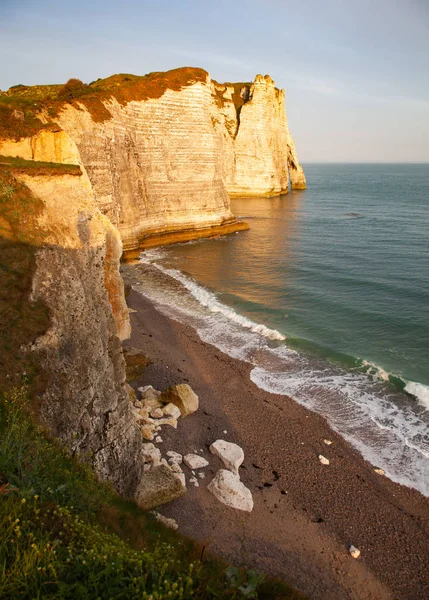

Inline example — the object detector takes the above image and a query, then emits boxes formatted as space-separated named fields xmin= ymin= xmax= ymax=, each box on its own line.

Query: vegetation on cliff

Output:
xmin=0 ymin=67 xmax=209 ymax=140
xmin=0 ymin=383 xmax=304 ymax=599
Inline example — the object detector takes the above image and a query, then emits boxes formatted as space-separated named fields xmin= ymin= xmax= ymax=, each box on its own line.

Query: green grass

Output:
xmin=0 ymin=155 xmax=81 ymax=176
xmin=0 ymin=384 xmax=305 ymax=599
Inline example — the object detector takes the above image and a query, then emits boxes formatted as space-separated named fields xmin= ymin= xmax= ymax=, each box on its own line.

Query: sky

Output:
xmin=1 ymin=0 xmax=428 ymax=162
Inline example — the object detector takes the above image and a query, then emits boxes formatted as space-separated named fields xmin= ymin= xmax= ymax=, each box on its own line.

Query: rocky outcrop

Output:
xmin=213 ymin=75 xmax=306 ymax=196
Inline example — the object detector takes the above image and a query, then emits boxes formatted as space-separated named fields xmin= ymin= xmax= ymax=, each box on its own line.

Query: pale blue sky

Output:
xmin=1 ymin=0 xmax=428 ymax=162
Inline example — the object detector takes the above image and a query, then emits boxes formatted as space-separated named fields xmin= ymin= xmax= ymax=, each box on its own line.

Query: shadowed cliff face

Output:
xmin=0 ymin=165 xmax=140 ymax=496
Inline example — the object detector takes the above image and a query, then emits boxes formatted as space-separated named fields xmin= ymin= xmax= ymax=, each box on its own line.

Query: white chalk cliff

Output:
xmin=1 ymin=67 xmax=305 ymax=256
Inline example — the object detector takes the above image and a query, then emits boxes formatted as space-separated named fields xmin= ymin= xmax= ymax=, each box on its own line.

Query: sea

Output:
xmin=130 ymin=163 xmax=429 ymax=496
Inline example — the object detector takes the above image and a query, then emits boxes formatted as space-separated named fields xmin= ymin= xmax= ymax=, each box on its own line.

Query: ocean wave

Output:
xmin=140 ymin=251 xmax=286 ymax=342
xmin=405 ymin=380 xmax=429 ymax=409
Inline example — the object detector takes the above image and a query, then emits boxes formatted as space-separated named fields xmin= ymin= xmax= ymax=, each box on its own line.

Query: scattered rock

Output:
xmin=374 ymin=468 xmax=385 ymax=475
xmin=198 ymin=472 xmax=205 ymax=479
xmin=223 ymin=430 xmax=227 ymax=434
xmin=209 ymin=440 xmax=244 ymax=475
xmin=139 ymin=386 xmax=164 ymax=411
xmin=128 ymin=308 xmax=138 ymax=313
xmin=150 ymin=408 xmax=164 ymax=419
xmin=139 ymin=385 xmax=162 ymax=400
xmin=183 ymin=454 xmax=209 ymax=470
xmin=163 ymin=403 xmax=181 ymax=419
xmin=141 ymin=425 xmax=155 ymax=441
xmin=166 ymin=450 xmax=183 ymax=464
xmin=349 ymin=545 xmax=361 ymax=559
xmin=155 ymin=436 xmax=163 ymax=443
xmin=141 ymin=442 xmax=161 ymax=466
xmin=319 ymin=455 xmax=330 ymax=466
xmin=323 ymin=439 xmax=332 ymax=446
xmin=161 ymin=384 xmax=199 ymax=417
xmin=134 ymin=464 xmax=186 ymax=509
xmin=151 ymin=511 xmax=178 ymax=530
xmin=207 ymin=470 xmax=253 ymax=512
xmin=189 ymin=476 xmax=199 ymax=487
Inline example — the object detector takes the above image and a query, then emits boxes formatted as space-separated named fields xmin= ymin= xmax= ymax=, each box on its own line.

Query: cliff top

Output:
xmin=0 ymin=68 xmax=282 ymax=141
xmin=0 ymin=155 xmax=81 ymax=176
xmin=0 ymin=67 xmax=209 ymax=140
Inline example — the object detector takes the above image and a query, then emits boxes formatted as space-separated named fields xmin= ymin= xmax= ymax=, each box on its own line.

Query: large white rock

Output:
xmin=209 ymin=440 xmax=244 ymax=475
xmin=183 ymin=453 xmax=209 ymax=470
xmin=207 ymin=470 xmax=253 ymax=512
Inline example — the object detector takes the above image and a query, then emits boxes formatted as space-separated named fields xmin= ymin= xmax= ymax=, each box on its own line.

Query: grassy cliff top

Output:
xmin=0 ymin=155 xmax=81 ymax=176
xmin=0 ymin=67 xmax=209 ymax=140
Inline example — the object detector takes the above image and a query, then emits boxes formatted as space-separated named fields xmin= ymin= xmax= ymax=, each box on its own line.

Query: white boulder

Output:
xmin=207 ymin=469 xmax=253 ymax=512
xmin=166 ymin=450 xmax=183 ymax=464
xmin=209 ymin=440 xmax=244 ymax=475
xmin=319 ymin=455 xmax=330 ymax=466
xmin=183 ymin=454 xmax=209 ymax=470
xmin=349 ymin=545 xmax=361 ymax=559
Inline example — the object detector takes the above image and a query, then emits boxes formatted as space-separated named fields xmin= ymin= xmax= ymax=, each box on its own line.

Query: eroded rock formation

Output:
xmin=0 ymin=160 xmax=140 ymax=496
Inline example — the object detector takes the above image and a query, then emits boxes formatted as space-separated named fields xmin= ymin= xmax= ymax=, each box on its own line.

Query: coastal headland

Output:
xmin=1 ymin=66 xmax=428 ymax=599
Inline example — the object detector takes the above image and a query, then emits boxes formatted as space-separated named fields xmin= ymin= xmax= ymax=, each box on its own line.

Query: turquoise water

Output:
xmin=133 ymin=164 xmax=429 ymax=495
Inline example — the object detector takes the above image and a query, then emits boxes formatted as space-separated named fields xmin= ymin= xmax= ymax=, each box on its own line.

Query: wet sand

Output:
xmin=124 ymin=285 xmax=429 ymax=600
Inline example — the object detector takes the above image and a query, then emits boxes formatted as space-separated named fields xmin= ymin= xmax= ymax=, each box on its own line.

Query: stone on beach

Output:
xmin=150 ymin=408 xmax=164 ymax=419
xmin=209 ymin=439 xmax=244 ymax=475
xmin=166 ymin=450 xmax=183 ymax=464
xmin=319 ymin=455 xmax=330 ymax=466
xmin=323 ymin=439 xmax=333 ymax=446
xmin=163 ymin=403 xmax=182 ymax=419
xmin=207 ymin=469 xmax=253 ymax=512
xmin=134 ymin=464 xmax=186 ymax=509
xmin=349 ymin=545 xmax=361 ymax=559
xmin=374 ymin=468 xmax=385 ymax=475
xmin=183 ymin=453 xmax=209 ymax=469
xmin=141 ymin=442 xmax=161 ymax=466
xmin=161 ymin=384 xmax=199 ymax=417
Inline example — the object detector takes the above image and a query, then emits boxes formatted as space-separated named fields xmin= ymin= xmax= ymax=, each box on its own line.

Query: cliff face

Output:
xmin=212 ymin=74 xmax=306 ymax=196
xmin=0 ymin=153 xmax=141 ymax=495
xmin=0 ymin=68 xmax=305 ymax=255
